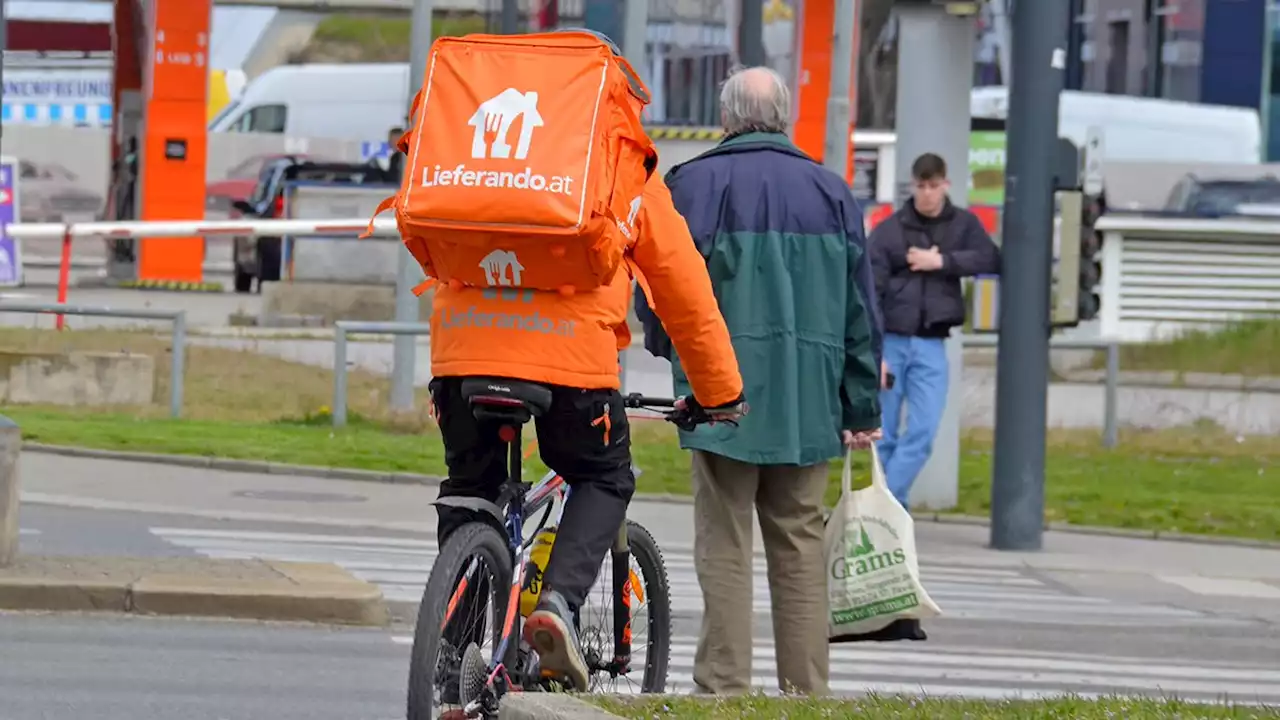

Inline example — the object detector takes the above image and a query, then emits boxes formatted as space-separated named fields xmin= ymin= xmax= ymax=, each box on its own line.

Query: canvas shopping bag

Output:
xmin=825 ymin=445 xmax=941 ymax=639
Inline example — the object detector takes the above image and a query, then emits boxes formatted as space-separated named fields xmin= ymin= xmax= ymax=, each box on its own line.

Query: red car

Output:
xmin=206 ymin=154 xmax=313 ymax=216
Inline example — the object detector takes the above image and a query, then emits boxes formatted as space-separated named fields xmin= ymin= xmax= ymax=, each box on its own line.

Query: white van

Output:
xmin=208 ymin=63 xmax=411 ymax=143
xmin=969 ymin=87 xmax=1262 ymax=165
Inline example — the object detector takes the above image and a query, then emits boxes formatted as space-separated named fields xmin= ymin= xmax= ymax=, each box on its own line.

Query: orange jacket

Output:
xmin=430 ymin=172 xmax=743 ymax=407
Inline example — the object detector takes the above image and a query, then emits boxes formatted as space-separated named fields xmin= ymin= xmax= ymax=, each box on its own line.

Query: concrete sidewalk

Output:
xmin=0 ymin=554 xmax=387 ymax=625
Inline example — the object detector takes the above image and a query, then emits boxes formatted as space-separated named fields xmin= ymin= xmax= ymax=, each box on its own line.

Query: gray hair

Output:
xmin=719 ymin=66 xmax=792 ymax=136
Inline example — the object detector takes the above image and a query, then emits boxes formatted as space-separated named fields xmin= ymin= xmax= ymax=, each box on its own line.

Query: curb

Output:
xmin=22 ymin=443 xmax=442 ymax=486
xmin=0 ymin=557 xmax=389 ymax=626
xmin=915 ymin=512 xmax=1280 ymax=550
xmin=19 ymin=442 xmax=701 ymax=507
xmin=500 ymin=694 xmax=624 ymax=720
xmin=21 ymin=443 xmax=1280 ymax=550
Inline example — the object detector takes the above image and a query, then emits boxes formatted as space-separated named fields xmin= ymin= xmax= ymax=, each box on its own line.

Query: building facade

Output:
xmin=1067 ymin=0 xmax=1278 ymax=160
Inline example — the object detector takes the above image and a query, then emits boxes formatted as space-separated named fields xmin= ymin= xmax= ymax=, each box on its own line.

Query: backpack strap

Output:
xmin=361 ymin=194 xmax=398 ymax=239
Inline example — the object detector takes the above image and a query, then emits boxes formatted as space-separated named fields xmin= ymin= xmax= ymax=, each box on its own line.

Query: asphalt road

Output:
xmin=0 ymin=612 xmax=405 ymax=720
xmin=15 ymin=503 xmax=1280 ymax=706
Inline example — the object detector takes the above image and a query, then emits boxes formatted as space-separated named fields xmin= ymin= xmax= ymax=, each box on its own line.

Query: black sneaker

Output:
xmin=522 ymin=589 xmax=589 ymax=691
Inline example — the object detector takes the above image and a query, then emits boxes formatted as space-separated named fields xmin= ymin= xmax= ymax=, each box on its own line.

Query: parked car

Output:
xmin=230 ymin=158 xmax=392 ymax=293
xmin=17 ymin=159 xmax=104 ymax=222
xmin=1163 ymin=174 xmax=1280 ymax=217
xmin=206 ymin=153 xmax=313 ymax=215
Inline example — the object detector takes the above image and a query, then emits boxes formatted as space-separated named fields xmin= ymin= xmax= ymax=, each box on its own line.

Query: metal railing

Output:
xmin=330 ymin=321 xmax=637 ymax=429
xmin=0 ymin=302 xmax=187 ymax=418
xmin=332 ymin=321 xmax=433 ymax=428
xmin=961 ymin=334 xmax=1121 ymax=448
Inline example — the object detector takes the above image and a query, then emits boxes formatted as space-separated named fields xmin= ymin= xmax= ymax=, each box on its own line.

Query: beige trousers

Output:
xmin=690 ymin=450 xmax=830 ymax=696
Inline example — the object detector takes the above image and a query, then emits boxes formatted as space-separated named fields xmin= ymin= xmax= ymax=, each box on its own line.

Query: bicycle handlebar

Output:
xmin=622 ymin=393 xmax=736 ymax=432
xmin=622 ymin=394 xmax=678 ymax=409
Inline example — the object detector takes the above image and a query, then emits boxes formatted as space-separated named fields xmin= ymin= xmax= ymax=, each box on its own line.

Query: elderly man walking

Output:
xmin=637 ymin=66 xmax=882 ymax=696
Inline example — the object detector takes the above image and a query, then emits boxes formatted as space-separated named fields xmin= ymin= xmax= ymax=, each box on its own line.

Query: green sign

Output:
xmin=968 ymin=131 xmax=1007 ymax=205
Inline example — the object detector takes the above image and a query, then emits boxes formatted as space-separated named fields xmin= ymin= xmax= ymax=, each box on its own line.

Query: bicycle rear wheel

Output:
xmin=578 ymin=519 xmax=672 ymax=694
xmin=407 ymin=522 xmax=514 ymax=720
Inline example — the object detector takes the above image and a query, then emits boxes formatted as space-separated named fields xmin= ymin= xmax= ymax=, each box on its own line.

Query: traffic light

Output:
xmin=1078 ymin=194 xmax=1103 ymax=321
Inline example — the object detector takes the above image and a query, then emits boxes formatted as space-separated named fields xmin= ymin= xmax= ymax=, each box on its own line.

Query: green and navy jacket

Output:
xmin=637 ymin=131 xmax=883 ymax=466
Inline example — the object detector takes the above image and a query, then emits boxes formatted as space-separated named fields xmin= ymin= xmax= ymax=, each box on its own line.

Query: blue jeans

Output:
xmin=876 ymin=333 xmax=949 ymax=508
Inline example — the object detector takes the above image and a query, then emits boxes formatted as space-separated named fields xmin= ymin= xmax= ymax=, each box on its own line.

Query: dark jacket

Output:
xmin=868 ymin=198 xmax=1000 ymax=337
xmin=636 ymin=131 xmax=882 ymax=466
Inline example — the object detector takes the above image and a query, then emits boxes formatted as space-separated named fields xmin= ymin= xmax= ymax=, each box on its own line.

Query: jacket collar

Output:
xmin=900 ymin=196 xmax=958 ymax=228
xmin=666 ymin=131 xmax=816 ymax=181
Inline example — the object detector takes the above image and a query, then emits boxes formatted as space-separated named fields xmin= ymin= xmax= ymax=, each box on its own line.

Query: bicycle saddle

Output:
xmin=461 ymin=377 xmax=553 ymax=425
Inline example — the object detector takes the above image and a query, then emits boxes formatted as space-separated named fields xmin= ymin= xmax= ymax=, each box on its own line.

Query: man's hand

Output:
xmin=675 ymin=396 xmax=747 ymax=424
xmin=881 ymin=360 xmax=891 ymax=390
xmin=843 ymin=428 xmax=882 ymax=450
xmin=907 ymin=246 xmax=944 ymax=272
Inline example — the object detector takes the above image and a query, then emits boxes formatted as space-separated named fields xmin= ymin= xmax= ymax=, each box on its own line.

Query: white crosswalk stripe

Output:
xmin=150 ymin=526 xmax=1276 ymax=704
xmin=383 ymin=635 xmax=1280 ymax=705
xmin=149 ymin=526 xmax=1247 ymax=629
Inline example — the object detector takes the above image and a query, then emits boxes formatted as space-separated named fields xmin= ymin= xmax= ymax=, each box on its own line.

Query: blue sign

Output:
xmin=361 ymin=141 xmax=392 ymax=161
xmin=0 ymin=158 xmax=22 ymax=287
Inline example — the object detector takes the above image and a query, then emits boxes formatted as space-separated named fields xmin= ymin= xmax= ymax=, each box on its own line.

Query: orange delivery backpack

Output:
xmin=366 ymin=31 xmax=659 ymax=297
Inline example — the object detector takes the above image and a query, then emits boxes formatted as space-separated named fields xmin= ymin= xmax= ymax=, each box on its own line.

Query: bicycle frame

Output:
xmin=439 ymin=425 xmax=641 ymax=706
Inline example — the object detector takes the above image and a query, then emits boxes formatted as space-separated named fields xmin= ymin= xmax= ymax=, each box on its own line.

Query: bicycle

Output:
xmin=407 ymin=378 xmax=720 ymax=720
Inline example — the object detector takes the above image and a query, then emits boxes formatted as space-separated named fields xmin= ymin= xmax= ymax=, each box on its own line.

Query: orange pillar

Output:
xmin=138 ymin=0 xmax=210 ymax=283
xmin=791 ymin=0 xmax=860 ymax=183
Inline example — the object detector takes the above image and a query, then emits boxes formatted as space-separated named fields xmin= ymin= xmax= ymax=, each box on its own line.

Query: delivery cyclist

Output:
xmin=425 ymin=31 xmax=746 ymax=695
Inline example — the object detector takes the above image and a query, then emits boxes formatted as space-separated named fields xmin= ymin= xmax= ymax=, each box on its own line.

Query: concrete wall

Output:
xmin=0 ymin=351 xmax=155 ymax=407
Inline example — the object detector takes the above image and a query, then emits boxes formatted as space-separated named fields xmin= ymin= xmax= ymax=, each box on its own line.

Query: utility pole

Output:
xmin=584 ymin=0 xmax=622 ymax=44
xmin=622 ymin=0 xmax=648 ymax=73
xmin=1065 ymin=0 xmax=1085 ymax=90
xmin=891 ymin=2 xmax=974 ymax=512
xmin=989 ymin=0 xmax=1071 ymax=551
xmin=738 ymin=0 xmax=766 ymax=67
xmin=821 ymin=0 xmax=856 ymax=178
xmin=501 ymin=0 xmax=520 ymax=34
xmin=389 ymin=0 xmax=434 ymax=413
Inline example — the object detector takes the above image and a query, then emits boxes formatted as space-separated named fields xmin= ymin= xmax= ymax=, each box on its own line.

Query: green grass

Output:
xmin=299 ymin=13 xmax=490 ymax=62
xmin=7 ymin=410 xmax=1279 ymax=543
xmin=1092 ymin=318 xmax=1280 ymax=376
xmin=592 ymin=695 xmax=1280 ymax=719
xmin=4 ymin=327 xmax=1278 ymax=543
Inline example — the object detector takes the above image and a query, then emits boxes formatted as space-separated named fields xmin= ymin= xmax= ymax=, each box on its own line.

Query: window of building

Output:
xmin=1158 ymin=0 xmax=1204 ymax=102
xmin=1106 ymin=20 xmax=1131 ymax=94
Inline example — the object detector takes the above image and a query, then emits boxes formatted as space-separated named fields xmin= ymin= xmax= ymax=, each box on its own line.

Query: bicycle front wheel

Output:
xmin=407 ymin=522 xmax=513 ymax=720
xmin=578 ymin=519 xmax=672 ymax=694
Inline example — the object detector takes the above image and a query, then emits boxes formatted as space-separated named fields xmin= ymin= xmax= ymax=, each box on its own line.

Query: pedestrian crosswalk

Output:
xmin=381 ymin=634 xmax=1280 ymax=705
xmin=149 ymin=525 xmax=1246 ymax=629
xmin=150 ymin=525 xmax=1278 ymax=704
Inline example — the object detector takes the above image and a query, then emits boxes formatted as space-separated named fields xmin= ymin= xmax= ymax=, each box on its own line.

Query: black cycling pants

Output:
xmin=429 ymin=376 xmax=636 ymax=610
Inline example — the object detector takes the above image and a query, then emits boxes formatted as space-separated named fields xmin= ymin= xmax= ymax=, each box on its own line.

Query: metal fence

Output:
xmin=0 ymin=302 xmax=187 ymax=418
xmin=961 ymin=334 xmax=1121 ymax=448
xmin=4 ymin=218 xmax=1128 ymax=440
xmin=331 ymin=320 xmax=432 ymax=428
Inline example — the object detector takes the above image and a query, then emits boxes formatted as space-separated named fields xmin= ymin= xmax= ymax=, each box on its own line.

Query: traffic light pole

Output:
xmin=990 ymin=0 xmax=1071 ymax=551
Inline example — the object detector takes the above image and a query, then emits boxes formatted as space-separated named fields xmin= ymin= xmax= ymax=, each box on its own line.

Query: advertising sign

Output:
xmin=968 ymin=130 xmax=1007 ymax=206
xmin=0 ymin=157 xmax=23 ymax=287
